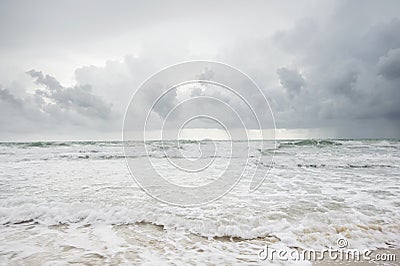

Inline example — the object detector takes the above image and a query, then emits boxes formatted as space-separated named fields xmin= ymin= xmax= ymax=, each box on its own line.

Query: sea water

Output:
xmin=0 ymin=139 xmax=399 ymax=264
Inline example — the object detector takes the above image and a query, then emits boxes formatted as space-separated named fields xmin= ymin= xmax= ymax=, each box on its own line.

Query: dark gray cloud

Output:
xmin=0 ymin=70 xmax=118 ymax=139
xmin=28 ymin=70 xmax=113 ymax=120
xmin=261 ymin=2 xmax=400 ymax=137
xmin=378 ymin=48 xmax=400 ymax=80
xmin=276 ymin=68 xmax=306 ymax=96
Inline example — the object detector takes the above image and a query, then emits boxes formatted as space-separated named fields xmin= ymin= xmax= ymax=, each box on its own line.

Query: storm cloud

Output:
xmin=0 ymin=0 xmax=399 ymax=139
xmin=276 ymin=68 xmax=306 ymax=96
xmin=0 ymin=70 xmax=117 ymax=139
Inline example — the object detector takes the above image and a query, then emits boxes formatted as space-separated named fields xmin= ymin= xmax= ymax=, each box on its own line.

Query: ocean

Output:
xmin=0 ymin=139 xmax=399 ymax=265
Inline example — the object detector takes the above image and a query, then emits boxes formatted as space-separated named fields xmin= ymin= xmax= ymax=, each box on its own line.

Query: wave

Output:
xmin=0 ymin=141 xmax=123 ymax=148
xmin=0 ymin=201 xmax=320 ymax=242
xmin=1 ymin=201 xmax=399 ymax=251
xmin=278 ymin=139 xmax=342 ymax=148
xmin=1 ymin=139 xmax=399 ymax=149
xmin=295 ymin=163 xmax=397 ymax=169
xmin=345 ymin=164 xmax=396 ymax=169
xmin=0 ymin=141 xmax=71 ymax=148
xmin=60 ymin=154 xmax=127 ymax=160
xmin=9 ymin=153 xmax=239 ymax=162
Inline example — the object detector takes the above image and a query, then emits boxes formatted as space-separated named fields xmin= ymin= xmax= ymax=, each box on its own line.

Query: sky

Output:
xmin=0 ymin=0 xmax=399 ymax=140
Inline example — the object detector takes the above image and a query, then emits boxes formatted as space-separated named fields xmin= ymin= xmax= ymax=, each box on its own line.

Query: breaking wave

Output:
xmin=278 ymin=139 xmax=342 ymax=148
